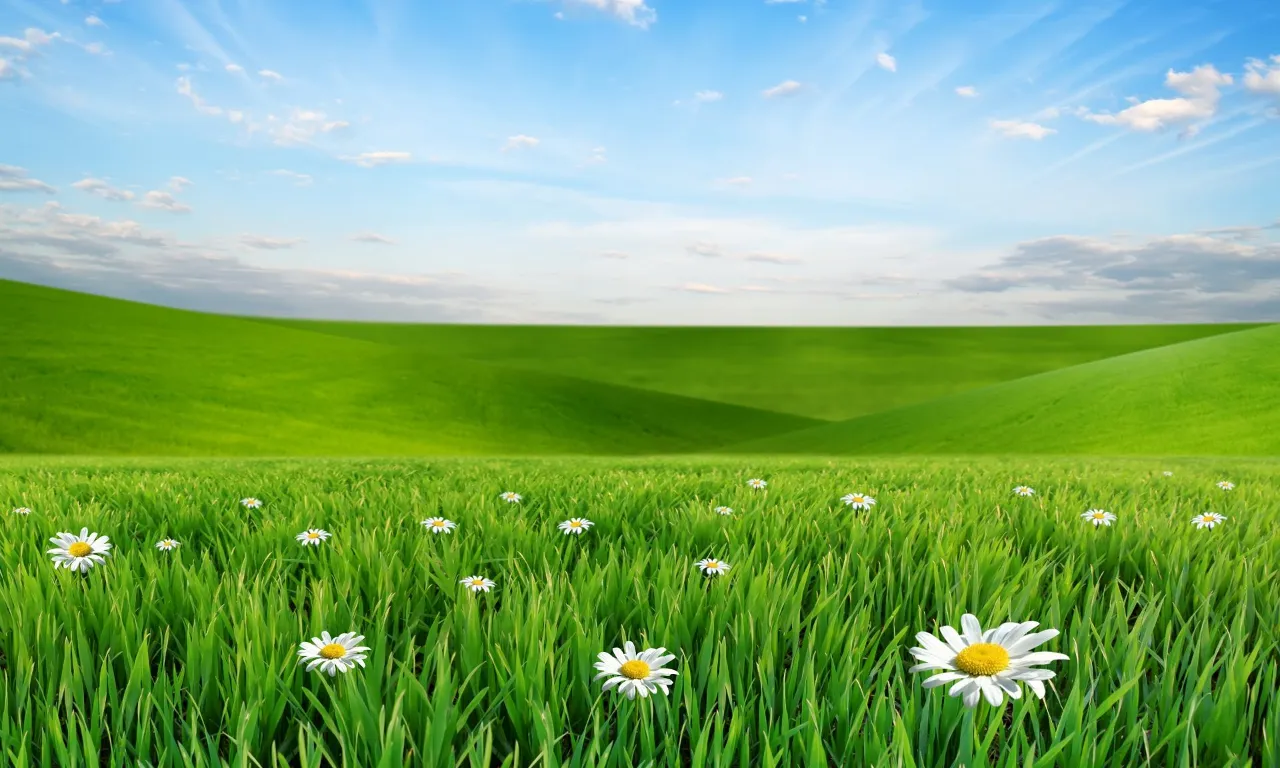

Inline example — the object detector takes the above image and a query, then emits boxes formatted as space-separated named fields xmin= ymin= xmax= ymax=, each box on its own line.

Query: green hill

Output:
xmin=0 ymin=280 xmax=817 ymax=456
xmin=730 ymin=323 xmax=1280 ymax=456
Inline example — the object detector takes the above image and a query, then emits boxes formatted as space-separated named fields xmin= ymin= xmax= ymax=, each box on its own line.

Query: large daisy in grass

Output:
xmin=909 ymin=614 xmax=1069 ymax=708
xmin=421 ymin=517 xmax=457 ymax=534
xmin=48 ymin=528 xmax=112 ymax=573
xmin=558 ymin=518 xmax=594 ymax=535
xmin=695 ymin=557 xmax=730 ymax=576
xmin=1081 ymin=509 xmax=1116 ymax=527
xmin=594 ymin=641 xmax=678 ymax=699
xmin=747 ymin=478 xmax=767 ymax=489
xmin=241 ymin=497 xmax=263 ymax=509
xmin=460 ymin=575 xmax=496 ymax=593
xmin=297 ymin=631 xmax=371 ymax=676
xmin=1191 ymin=512 xmax=1227 ymax=530
xmin=1216 ymin=481 xmax=1235 ymax=491
xmin=1012 ymin=486 xmax=1036 ymax=497
xmin=296 ymin=529 xmax=331 ymax=546
xmin=841 ymin=493 xmax=876 ymax=510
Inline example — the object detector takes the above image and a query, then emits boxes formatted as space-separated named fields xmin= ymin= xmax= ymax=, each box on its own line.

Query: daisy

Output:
xmin=500 ymin=491 xmax=522 ymax=503
xmin=420 ymin=517 xmax=457 ymax=534
xmin=155 ymin=538 xmax=181 ymax=551
xmin=747 ymin=478 xmax=767 ymax=489
xmin=1081 ymin=509 xmax=1116 ymax=527
xmin=558 ymin=518 xmax=594 ymax=535
xmin=12 ymin=507 xmax=31 ymax=515
xmin=297 ymin=631 xmax=371 ymax=676
xmin=241 ymin=497 xmax=263 ymax=508
xmin=695 ymin=557 xmax=731 ymax=576
xmin=47 ymin=527 xmax=112 ymax=573
xmin=908 ymin=614 xmax=1070 ymax=708
xmin=841 ymin=493 xmax=877 ymax=510
xmin=460 ymin=575 xmax=496 ymax=593
xmin=593 ymin=640 xmax=679 ymax=699
xmin=1162 ymin=471 xmax=1173 ymax=477
xmin=296 ymin=528 xmax=331 ymax=546
xmin=714 ymin=506 xmax=733 ymax=516
xmin=1012 ymin=486 xmax=1035 ymax=497
xmin=1191 ymin=512 xmax=1227 ymax=530
xmin=1217 ymin=481 xmax=1235 ymax=491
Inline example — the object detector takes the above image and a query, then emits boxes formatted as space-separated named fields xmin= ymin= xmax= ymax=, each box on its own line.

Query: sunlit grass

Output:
xmin=0 ymin=455 xmax=1275 ymax=767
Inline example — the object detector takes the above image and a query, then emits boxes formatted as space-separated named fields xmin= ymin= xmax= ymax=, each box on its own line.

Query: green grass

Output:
xmin=1 ymin=455 xmax=1276 ymax=766
xmin=737 ymin=323 xmax=1280 ymax=457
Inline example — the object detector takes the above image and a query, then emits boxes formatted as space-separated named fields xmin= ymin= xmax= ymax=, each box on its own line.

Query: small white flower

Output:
xmin=714 ymin=506 xmax=733 ymax=516
xmin=1217 ymin=481 xmax=1235 ymax=491
xmin=12 ymin=507 xmax=32 ymax=516
xmin=593 ymin=640 xmax=679 ymax=699
xmin=421 ymin=517 xmax=457 ymax=534
xmin=460 ymin=575 xmax=496 ymax=593
xmin=747 ymin=478 xmax=767 ymax=489
xmin=500 ymin=491 xmax=522 ymax=503
xmin=155 ymin=538 xmax=181 ymax=551
xmin=297 ymin=631 xmax=371 ymax=676
xmin=1191 ymin=512 xmax=1226 ymax=530
xmin=558 ymin=518 xmax=594 ymax=535
xmin=1081 ymin=509 xmax=1116 ymax=527
xmin=695 ymin=557 xmax=730 ymax=576
xmin=1162 ymin=471 xmax=1173 ymax=477
xmin=241 ymin=497 xmax=263 ymax=508
xmin=1012 ymin=486 xmax=1035 ymax=497
xmin=841 ymin=493 xmax=877 ymax=510
xmin=47 ymin=527 xmax=113 ymax=573
xmin=296 ymin=528 xmax=331 ymax=546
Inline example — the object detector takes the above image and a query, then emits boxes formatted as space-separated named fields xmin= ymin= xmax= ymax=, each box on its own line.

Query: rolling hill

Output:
xmin=730 ymin=323 xmax=1280 ymax=456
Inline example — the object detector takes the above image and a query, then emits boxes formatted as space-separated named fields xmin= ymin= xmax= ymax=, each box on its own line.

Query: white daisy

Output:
xmin=1217 ymin=481 xmax=1235 ymax=491
xmin=593 ymin=640 xmax=679 ymax=699
xmin=1081 ymin=509 xmax=1116 ymax=527
xmin=1191 ymin=512 xmax=1227 ymax=530
xmin=421 ymin=517 xmax=457 ymax=534
xmin=747 ymin=478 xmax=767 ymax=489
xmin=1012 ymin=486 xmax=1035 ymax=497
xmin=47 ymin=527 xmax=112 ymax=573
xmin=500 ymin=491 xmax=522 ymax=503
xmin=695 ymin=557 xmax=731 ymax=576
xmin=12 ymin=507 xmax=32 ymax=516
xmin=1162 ymin=471 xmax=1173 ymax=477
xmin=558 ymin=518 xmax=594 ymax=535
xmin=714 ymin=506 xmax=733 ymax=516
xmin=460 ymin=575 xmax=496 ymax=593
xmin=841 ymin=493 xmax=877 ymax=510
xmin=296 ymin=528 xmax=331 ymax=546
xmin=155 ymin=538 xmax=181 ymax=551
xmin=908 ymin=614 xmax=1070 ymax=708
xmin=241 ymin=497 xmax=263 ymax=508
xmin=297 ymin=631 xmax=371 ymax=676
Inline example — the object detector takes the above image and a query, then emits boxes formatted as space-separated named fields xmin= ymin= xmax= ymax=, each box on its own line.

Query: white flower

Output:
xmin=1217 ymin=481 xmax=1235 ymax=491
xmin=714 ymin=506 xmax=733 ymax=516
xmin=421 ymin=517 xmax=457 ymax=534
xmin=500 ymin=491 xmax=522 ymax=503
xmin=12 ymin=507 xmax=32 ymax=515
xmin=297 ymin=631 xmax=371 ymax=676
xmin=695 ymin=557 xmax=730 ymax=576
xmin=155 ymin=538 xmax=181 ymax=551
xmin=1081 ymin=509 xmax=1116 ymax=527
xmin=593 ymin=640 xmax=678 ymax=699
xmin=747 ymin=478 xmax=767 ymax=489
xmin=460 ymin=575 xmax=496 ymax=593
xmin=908 ymin=614 xmax=1070 ymax=708
xmin=558 ymin=518 xmax=594 ymax=535
xmin=1013 ymin=486 xmax=1036 ymax=497
xmin=841 ymin=493 xmax=876 ymax=510
xmin=296 ymin=528 xmax=331 ymax=546
xmin=47 ymin=527 xmax=113 ymax=573
xmin=1162 ymin=471 xmax=1173 ymax=477
xmin=1191 ymin=512 xmax=1227 ymax=530
xmin=241 ymin=497 xmax=263 ymax=508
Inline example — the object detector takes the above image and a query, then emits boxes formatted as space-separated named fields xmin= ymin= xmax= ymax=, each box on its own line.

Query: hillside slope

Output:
xmin=0 ymin=280 xmax=817 ymax=456
xmin=729 ymin=323 xmax=1280 ymax=456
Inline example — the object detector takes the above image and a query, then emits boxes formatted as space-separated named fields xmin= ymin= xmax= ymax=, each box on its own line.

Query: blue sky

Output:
xmin=1 ymin=0 xmax=1278 ymax=324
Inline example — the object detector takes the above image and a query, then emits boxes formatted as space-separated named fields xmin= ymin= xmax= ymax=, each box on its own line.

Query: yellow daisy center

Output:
xmin=1093 ymin=512 xmax=1106 ymax=519
xmin=1202 ymin=515 xmax=1215 ymax=522
xmin=619 ymin=660 xmax=651 ymax=680
xmin=432 ymin=521 xmax=445 ymax=527
xmin=569 ymin=521 xmax=582 ymax=527
xmin=705 ymin=560 xmax=719 ymax=569
xmin=471 ymin=579 xmax=486 ymax=586
xmin=308 ymin=532 xmax=320 ymax=539
xmin=953 ymin=643 xmax=1011 ymax=676
xmin=68 ymin=542 xmax=93 ymax=557
xmin=319 ymin=643 xmax=347 ymax=659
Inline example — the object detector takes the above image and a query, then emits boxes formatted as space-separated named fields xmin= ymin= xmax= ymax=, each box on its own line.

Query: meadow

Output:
xmin=2 ymin=455 xmax=1276 ymax=767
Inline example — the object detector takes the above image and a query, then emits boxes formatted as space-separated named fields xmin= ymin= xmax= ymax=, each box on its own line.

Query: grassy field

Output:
xmin=1 ymin=456 xmax=1276 ymax=766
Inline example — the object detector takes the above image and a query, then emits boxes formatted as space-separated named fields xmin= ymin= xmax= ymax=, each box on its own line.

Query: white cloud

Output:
xmin=168 ymin=176 xmax=193 ymax=193
xmin=693 ymin=90 xmax=723 ymax=103
xmin=0 ymin=165 xmax=55 ymax=193
xmin=1080 ymin=64 xmax=1232 ymax=132
xmin=744 ymin=252 xmax=801 ymax=264
xmin=502 ymin=134 xmax=540 ymax=152
xmin=225 ymin=63 xmax=244 ymax=74
xmin=0 ymin=28 xmax=59 ymax=55
xmin=270 ymin=169 xmax=313 ymax=186
xmin=686 ymin=241 xmax=724 ymax=257
xmin=351 ymin=232 xmax=396 ymax=245
xmin=876 ymin=52 xmax=897 ymax=72
xmin=955 ymin=85 xmax=978 ymax=98
xmin=990 ymin=119 xmax=1056 ymax=140
xmin=240 ymin=234 xmax=304 ymax=249
xmin=560 ymin=0 xmax=657 ymax=29
xmin=85 ymin=15 xmax=106 ymax=27
xmin=681 ymin=283 xmax=731 ymax=294
xmin=586 ymin=146 xmax=607 ymax=164
xmin=258 ymin=69 xmax=284 ymax=82
xmin=1244 ymin=54 xmax=1280 ymax=95
xmin=340 ymin=151 xmax=412 ymax=167
xmin=72 ymin=177 xmax=135 ymax=201
xmin=268 ymin=109 xmax=351 ymax=146
xmin=0 ymin=58 xmax=15 ymax=81
xmin=176 ymin=76 xmax=223 ymax=116
xmin=762 ymin=79 xmax=803 ymax=98
xmin=139 ymin=190 xmax=192 ymax=214
xmin=83 ymin=42 xmax=108 ymax=56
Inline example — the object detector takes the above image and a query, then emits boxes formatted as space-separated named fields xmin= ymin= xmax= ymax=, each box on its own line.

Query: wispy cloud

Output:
xmin=1078 ymin=65 xmax=1232 ymax=132
xmin=0 ymin=165 xmax=55 ymax=193
xmin=350 ymin=232 xmax=396 ymax=244
xmin=989 ymin=119 xmax=1056 ymax=140
xmin=762 ymin=79 xmax=803 ymax=98
xmin=139 ymin=190 xmax=192 ymax=214
xmin=270 ymin=169 xmax=313 ymax=186
xmin=340 ymin=151 xmax=412 ymax=167
xmin=502 ymin=135 xmax=540 ymax=152
xmin=85 ymin=15 xmax=106 ymax=28
xmin=258 ymin=69 xmax=284 ymax=83
xmin=557 ymin=0 xmax=657 ymax=29
xmin=240 ymin=234 xmax=304 ymax=249
xmin=680 ymin=282 xmax=731 ymax=294
xmin=876 ymin=52 xmax=897 ymax=72
xmin=72 ymin=177 xmax=135 ymax=201
xmin=955 ymin=85 xmax=978 ymax=97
